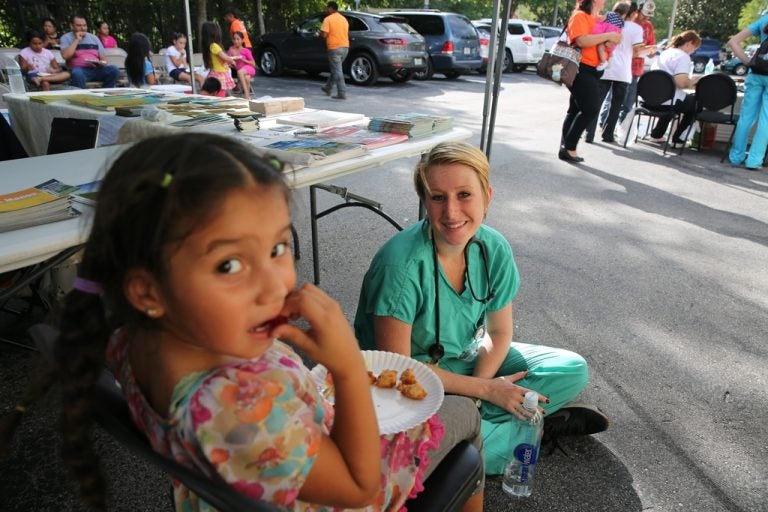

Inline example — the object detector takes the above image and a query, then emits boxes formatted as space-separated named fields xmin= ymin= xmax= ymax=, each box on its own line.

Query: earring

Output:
xmin=145 ymin=307 xmax=160 ymax=318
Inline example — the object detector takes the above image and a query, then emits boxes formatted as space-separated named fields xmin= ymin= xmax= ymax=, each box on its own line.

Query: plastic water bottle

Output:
xmin=3 ymin=55 xmax=25 ymax=94
xmin=704 ymin=58 xmax=715 ymax=75
xmin=502 ymin=391 xmax=543 ymax=498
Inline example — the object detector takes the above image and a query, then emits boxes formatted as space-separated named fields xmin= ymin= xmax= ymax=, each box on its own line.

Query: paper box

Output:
xmin=249 ymin=97 xmax=305 ymax=116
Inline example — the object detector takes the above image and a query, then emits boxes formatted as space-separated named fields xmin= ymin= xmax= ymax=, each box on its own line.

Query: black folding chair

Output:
xmin=29 ymin=324 xmax=483 ymax=512
xmin=624 ymin=69 xmax=682 ymax=155
xmin=681 ymin=73 xmax=739 ymax=162
xmin=46 ymin=117 xmax=100 ymax=155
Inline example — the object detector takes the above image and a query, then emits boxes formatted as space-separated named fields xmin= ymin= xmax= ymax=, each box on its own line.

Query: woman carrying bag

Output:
xmin=560 ymin=0 xmax=622 ymax=162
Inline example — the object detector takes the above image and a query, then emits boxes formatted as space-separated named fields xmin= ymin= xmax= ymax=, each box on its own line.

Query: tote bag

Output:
xmin=537 ymin=40 xmax=581 ymax=87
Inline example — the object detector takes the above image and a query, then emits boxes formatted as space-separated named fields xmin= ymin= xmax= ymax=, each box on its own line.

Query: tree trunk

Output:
xmin=196 ymin=0 xmax=207 ymax=35
xmin=255 ymin=0 xmax=265 ymax=35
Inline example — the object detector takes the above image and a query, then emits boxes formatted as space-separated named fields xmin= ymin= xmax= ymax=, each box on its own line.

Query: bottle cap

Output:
xmin=522 ymin=391 xmax=539 ymax=412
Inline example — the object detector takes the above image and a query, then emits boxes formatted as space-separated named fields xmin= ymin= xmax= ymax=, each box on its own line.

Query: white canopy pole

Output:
xmin=480 ymin=0 xmax=514 ymax=158
xmin=184 ymin=0 xmax=198 ymax=94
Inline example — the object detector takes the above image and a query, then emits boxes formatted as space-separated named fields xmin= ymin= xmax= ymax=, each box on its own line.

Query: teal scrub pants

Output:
xmin=477 ymin=342 xmax=589 ymax=475
xmin=729 ymin=72 xmax=768 ymax=168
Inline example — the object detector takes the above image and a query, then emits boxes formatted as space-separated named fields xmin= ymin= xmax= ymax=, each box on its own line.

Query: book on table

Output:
xmin=261 ymin=138 xmax=367 ymax=168
xmin=0 ymin=179 xmax=79 ymax=233
xmin=275 ymin=110 xmax=366 ymax=129
xmin=368 ymin=113 xmax=453 ymax=137
xmin=297 ymin=125 xmax=409 ymax=149
xmin=70 ymin=180 xmax=102 ymax=207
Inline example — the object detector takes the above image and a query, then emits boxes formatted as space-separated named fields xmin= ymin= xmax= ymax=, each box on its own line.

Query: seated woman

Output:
xmin=165 ymin=32 xmax=204 ymax=87
xmin=355 ymin=141 xmax=609 ymax=476
xmin=41 ymin=17 xmax=60 ymax=49
xmin=95 ymin=20 xmax=118 ymax=49
xmin=124 ymin=32 xmax=157 ymax=87
xmin=649 ymin=30 xmax=702 ymax=145
xmin=19 ymin=30 xmax=70 ymax=91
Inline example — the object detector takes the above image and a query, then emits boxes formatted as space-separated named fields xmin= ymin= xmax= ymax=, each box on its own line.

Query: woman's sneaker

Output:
xmin=542 ymin=402 xmax=609 ymax=443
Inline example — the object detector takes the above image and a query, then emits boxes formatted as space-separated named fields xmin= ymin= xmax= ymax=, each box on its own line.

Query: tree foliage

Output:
xmin=674 ymin=0 xmax=749 ymax=41
xmin=738 ymin=0 xmax=768 ymax=34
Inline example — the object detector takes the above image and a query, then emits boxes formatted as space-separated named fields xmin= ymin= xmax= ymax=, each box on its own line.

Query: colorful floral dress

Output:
xmin=106 ymin=331 xmax=443 ymax=511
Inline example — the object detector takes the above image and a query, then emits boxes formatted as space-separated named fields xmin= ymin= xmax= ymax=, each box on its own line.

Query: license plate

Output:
xmin=464 ymin=47 xmax=471 ymax=55
xmin=414 ymin=58 xmax=423 ymax=65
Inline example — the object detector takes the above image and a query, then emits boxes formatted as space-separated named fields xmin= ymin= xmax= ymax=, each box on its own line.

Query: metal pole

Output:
xmin=481 ymin=0 xmax=513 ymax=159
xmin=480 ymin=0 xmax=502 ymax=153
xmin=184 ymin=0 xmax=198 ymax=94
xmin=668 ymin=0 xmax=678 ymax=40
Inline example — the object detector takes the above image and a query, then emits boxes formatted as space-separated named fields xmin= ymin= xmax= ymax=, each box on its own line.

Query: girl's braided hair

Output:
xmin=0 ymin=133 xmax=290 ymax=509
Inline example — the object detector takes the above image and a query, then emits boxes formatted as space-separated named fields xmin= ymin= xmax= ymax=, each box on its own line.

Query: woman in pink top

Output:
xmin=96 ymin=21 xmax=118 ymax=48
xmin=228 ymin=31 xmax=256 ymax=100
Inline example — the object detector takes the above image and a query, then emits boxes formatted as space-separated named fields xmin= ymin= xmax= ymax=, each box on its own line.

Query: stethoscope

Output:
xmin=428 ymin=233 xmax=495 ymax=364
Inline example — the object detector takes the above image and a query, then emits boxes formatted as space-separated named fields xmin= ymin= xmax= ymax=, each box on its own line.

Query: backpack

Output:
xmin=749 ymin=37 xmax=768 ymax=75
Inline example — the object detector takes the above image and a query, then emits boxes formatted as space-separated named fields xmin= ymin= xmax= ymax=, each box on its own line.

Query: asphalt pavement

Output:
xmin=2 ymin=69 xmax=767 ymax=512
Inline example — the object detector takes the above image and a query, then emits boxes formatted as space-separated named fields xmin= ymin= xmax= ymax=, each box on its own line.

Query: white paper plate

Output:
xmin=310 ymin=350 xmax=444 ymax=435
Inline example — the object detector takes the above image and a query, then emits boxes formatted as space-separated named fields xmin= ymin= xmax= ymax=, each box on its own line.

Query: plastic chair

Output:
xmin=682 ymin=72 xmax=738 ymax=161
xmin=624 ymin=69 xmax=681 ymax=155
xmin=28 ymin=324 xmax=483 ymax=512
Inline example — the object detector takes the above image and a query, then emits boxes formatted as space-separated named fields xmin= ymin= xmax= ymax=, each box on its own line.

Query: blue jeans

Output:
xmin=325 ymin=47 xmax=348 ymax=95
xmin=622 ymin=75 xmax=639 ymax=122
xmin=69 ymin=65 xmax=120 ymax=89
xmin=729 ymin=72 xmax=768 ymax=168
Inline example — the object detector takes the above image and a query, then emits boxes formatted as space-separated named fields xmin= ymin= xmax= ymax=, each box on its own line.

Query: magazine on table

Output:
xmin=261 ymin=138 xmax=367 ymax=167
xmin=296 ymin=125 xmax=409 ymax=149
xmin=0 ymin=179 xmax=79 ymax=232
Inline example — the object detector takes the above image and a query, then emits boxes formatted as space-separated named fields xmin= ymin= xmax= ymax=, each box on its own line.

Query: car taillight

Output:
xmin=523 ymin=35 xmax=532 ymax=46
xmin=441 ymin=41 xmax=454 ymax=54
xmin=378 ymin=38 xmax=406 ymax=50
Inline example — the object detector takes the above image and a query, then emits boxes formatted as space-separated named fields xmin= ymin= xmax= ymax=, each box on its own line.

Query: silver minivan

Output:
xmin=472 ymin=18 xmax=546 ymax=72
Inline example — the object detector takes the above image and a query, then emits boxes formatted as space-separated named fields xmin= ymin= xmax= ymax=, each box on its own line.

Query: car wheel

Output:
xmin=347 ymin=53 xmax=379 ymax=86
xmin=414 ymin=58 xmax=434 ymax=80
xmin=734 ymin=64 xmax=748 ymax=76
xmin=390 ymin=69 xmax=413 ymax=83
xmin=512 ymin=64 xmax=527 ymax=73
xmin=259 ymin=47 xmax=282 ymax=76
xmin=693 ymin=59 xmax=707 ymax=74
xmin=503 ymin=49 xmax=513 ymax=73
xmin=444 ymin=70 xmax=461 ymax=79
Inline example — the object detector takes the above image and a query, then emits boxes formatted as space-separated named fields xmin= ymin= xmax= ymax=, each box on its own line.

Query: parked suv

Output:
xmin=382 ymin=10 xmax=483 ymax=80
xmin=255 ymin=11 xmax=427 ymax=86
xmin=472 ymin=18 xmax=545 ymax=72
xmin=690 ymin=37 xmax=726 ymax=73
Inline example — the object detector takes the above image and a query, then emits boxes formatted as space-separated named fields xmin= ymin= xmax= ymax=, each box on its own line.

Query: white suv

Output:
xmin=472 ymin=19 xmax=545 ymax=72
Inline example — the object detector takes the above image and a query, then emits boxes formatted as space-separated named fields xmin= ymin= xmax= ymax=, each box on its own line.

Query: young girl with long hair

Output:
xmin=0 ymin=133 xmax=484 ymax=511
xmin=201 ymin=22 xmax=236 ymax=93
xmin=124 ymin=32 xmax=157 ymax=87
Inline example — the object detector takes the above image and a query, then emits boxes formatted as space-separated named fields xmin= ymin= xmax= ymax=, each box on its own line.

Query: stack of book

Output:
xmin=296 ymin=125 xmax=409 ymax=150
xmin=261 ymin=139 xmax=367 ymax=168
xmin=368 ymin=113 xmax=453 ymax=138
xmin=0 ymin=179 xmax=79 ymax=233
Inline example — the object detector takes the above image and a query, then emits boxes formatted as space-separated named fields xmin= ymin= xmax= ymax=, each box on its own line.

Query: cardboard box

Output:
xmin=249 ymin=97 xmax=305 ymax=116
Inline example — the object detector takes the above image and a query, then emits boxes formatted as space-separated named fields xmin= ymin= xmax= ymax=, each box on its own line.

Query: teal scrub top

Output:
xmin=354 ymin=220 xmax=520 ymax=375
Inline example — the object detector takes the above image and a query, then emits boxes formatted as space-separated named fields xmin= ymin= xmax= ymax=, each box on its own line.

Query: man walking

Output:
xmin=320 ymin=1 xmax=349 ymax=99
xmin=59 ymin=15 xmax=120 ymax=88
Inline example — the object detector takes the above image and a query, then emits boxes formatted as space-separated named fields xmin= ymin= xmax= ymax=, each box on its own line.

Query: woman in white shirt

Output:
xmin=649 ymin=30 xmax=702 ymax=144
